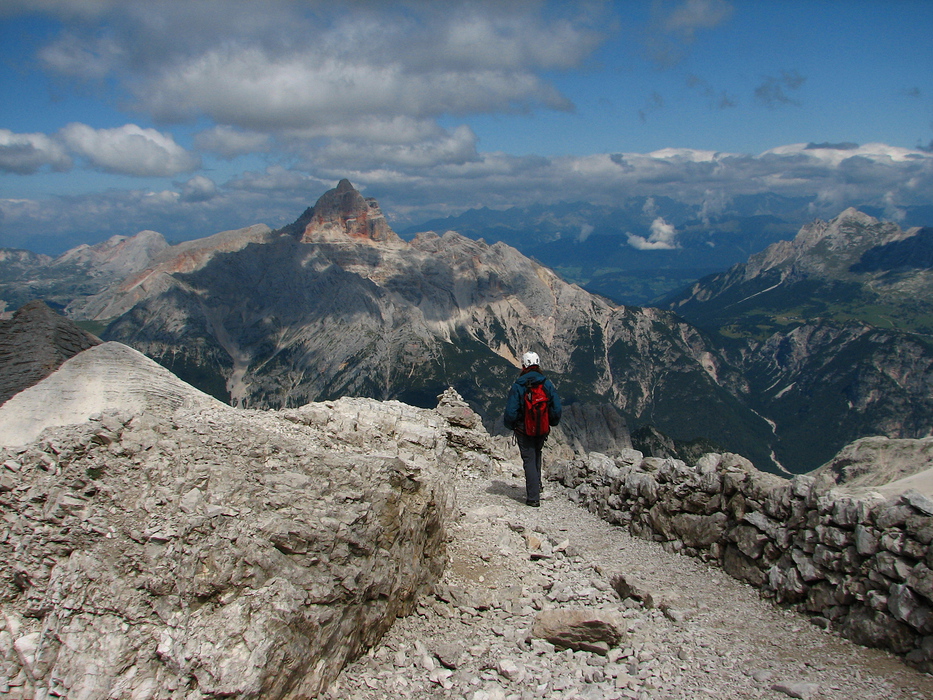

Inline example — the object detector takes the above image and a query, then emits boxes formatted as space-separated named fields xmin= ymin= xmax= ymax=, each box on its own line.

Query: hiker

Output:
xmin=503 ymin=351 xmax=562 ymax=507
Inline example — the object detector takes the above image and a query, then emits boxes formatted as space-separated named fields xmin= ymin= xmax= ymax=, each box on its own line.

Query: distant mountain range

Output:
xmin=667 ymin=208 xmax=933 ymax=337
xmin=92 ymin=180 xmax=774 ymax=468
xmin=2 ymin=183 xmax=931 ymax=475
xmin=666 ymin=208 xmax=933 ymax=471
xmin=402 ymin=196 xmax=933 ymax=306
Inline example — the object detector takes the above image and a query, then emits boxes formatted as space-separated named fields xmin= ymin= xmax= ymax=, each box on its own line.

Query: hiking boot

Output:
xmin=526 ymin=499 xmax=540 ymax=507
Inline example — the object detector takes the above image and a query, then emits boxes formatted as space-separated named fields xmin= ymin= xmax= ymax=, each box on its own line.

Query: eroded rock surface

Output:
xmin=0 ymin=378 xmax=504 ymax=698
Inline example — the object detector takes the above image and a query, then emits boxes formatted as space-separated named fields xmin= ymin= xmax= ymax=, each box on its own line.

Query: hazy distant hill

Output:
xmin=0 ymin=232 xmax=168 ymax=317
xmin=668 ymin=208 xmax=933 ymax=337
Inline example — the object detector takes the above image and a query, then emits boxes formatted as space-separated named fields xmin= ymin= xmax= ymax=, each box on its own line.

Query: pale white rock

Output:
xmin=772 ymin=681 xmax=821 ymax=699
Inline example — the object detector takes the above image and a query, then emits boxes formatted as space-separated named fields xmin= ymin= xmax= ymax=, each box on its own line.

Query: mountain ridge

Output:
xmin=89 ymin=180 xmax=777 ymax=468
xmin=667 ymin=208 xmax=933 ymax=337
xmin=2 ymin=183 xmax=931 ymax=475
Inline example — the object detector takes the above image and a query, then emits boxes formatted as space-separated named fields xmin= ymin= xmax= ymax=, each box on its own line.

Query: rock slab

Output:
xmin=0 ymin=350 xmax=500 ymax=699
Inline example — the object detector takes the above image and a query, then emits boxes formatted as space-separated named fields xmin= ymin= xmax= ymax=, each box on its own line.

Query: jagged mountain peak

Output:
xmin=299 ymin=179 xmax=404 ymax=246
xmin=669 ymin=208 xmax=929 ymax=323
xmin=739 ymin=208 xmax=903 ymax=280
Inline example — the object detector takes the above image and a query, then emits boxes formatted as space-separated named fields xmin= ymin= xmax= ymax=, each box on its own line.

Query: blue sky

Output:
xmin=1 ymin=0 xmax=931 ymax=253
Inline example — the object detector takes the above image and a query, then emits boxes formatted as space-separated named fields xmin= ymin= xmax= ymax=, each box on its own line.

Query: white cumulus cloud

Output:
xmin=138 ymin=47 xmax=571 ymax=132
xmin=59 ymin=123 xmax=200 ymax=177
xmin=627 ymin=217 xmax=680 ymax=250
xmin=312 ymin=125 xmax=479 ymax=171
xmin=179 ymin=175 xmax=218 ymax=203
xmin=20 ymin=1 xmax=605 ymax=145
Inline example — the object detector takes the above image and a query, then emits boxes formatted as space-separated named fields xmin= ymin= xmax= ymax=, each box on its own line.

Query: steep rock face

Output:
xmin=558 ymin=404 xmax=632 ymax=456
xmin=0 ymin=343 xmax=488 ymax=699
xmin=0 ymin=300 xmax=100 ymax=406
xmin=100 ymin=182 xmax=774 ymax=467
xmin=731 ymin=322 xmax=933 ymax=472
xmin=299 ymin=178 xmax=401 ymax=245
xmin=630 ymin=424 xmax=723 ymax=465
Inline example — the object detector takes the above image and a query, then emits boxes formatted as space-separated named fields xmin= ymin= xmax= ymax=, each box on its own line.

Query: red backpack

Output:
xmin=523 ymin=381 xmax=551 ymax=437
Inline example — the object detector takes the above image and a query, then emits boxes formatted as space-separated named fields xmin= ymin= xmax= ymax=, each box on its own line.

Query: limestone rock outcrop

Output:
xmin=813 ymin=436 xmax=933 ymax=497
xmin=529 ymin=608 xmax=627 ymax=655
xmin=299 ymin=178 xmax=402 ymax=245
xmin=0 ymin=343 xmax=504 ymax=698
xmin=0 ymin=300 xmax=100 ymax=407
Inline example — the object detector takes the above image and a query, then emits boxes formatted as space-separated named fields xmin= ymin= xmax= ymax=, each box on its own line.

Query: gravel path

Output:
xmin=332 ymin=466 xmax=933 ymax=700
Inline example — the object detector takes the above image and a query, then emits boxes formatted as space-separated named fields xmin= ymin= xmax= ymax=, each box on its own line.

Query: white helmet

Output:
xmin=521 ymin=351 xmax=540 ymax=368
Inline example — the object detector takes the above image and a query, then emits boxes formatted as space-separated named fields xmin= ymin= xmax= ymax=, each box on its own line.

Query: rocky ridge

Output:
xmin=0 ymin=300 xmax=100 ymax=406
xmin=670 ymin=208 xmax=925 ymax=310
xmin=52 ymin=231 xmax=169 ymax=281
xmin=66 ymin=224 xmax=273 ymax=321
xmin=0 ymin=341 xmax=223 ymax=446
xmin=667 ymin=208 xmax=933 ymax=344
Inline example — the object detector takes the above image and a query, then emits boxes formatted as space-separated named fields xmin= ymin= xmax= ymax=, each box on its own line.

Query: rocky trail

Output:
xmin=334 ymin=466 xmax=933 ymax=700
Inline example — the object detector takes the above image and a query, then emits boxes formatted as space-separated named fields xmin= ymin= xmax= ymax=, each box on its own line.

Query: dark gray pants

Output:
xmin=516 ymin=431 xmax=546 ymax=502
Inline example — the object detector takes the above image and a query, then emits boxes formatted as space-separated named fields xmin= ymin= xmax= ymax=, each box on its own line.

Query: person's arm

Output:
xmin=545 ymin=379 xmax=562 ymax=425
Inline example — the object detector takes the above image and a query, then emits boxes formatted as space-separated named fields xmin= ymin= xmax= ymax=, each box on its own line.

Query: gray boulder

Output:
xmin=529 ymin=608 xmax=626 ymax=655
xmin=0 ymin=345 xmax=493 ymax=699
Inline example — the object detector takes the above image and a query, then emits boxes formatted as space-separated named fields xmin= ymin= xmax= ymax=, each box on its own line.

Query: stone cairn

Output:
xmin=551 ymin=449 xmax=933 ymax=671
